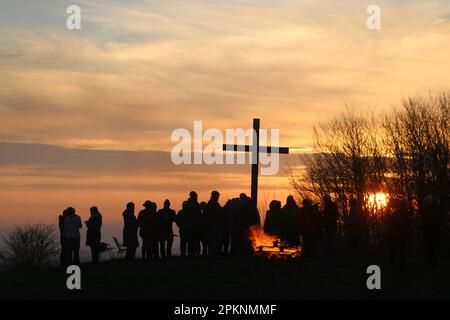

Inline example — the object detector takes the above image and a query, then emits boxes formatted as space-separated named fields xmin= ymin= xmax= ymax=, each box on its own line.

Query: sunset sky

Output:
xmin=0 ymin=0 xmax=449 ymax=225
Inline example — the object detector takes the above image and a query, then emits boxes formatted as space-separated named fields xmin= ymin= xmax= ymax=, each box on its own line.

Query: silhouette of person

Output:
xmin=62 ymin=207 xmax=82 ymax=265
xmin=158 ymin=199 xmax=177 ymax=257
xmin=148 ymin=201 xmax=162 ymax=259
xmin=123 ymin=202 xmax=139 ymax=261
xmin=385 ymin=198 xmax=409 ymax=270
xmin=322 ymin=194 xmax=339 ymax=254
xmin=58 ymin=209 xmax=68 ymax=266
xmin=298 ymin=199 xmax=321 ymax=255
xmin=85 ymin=206 xmax=102 ymax=264
xmin=199 ymin=201 xmax=208 ymax=256
xmin=281 ymin=196 xmax=301 ymax=246
xmin=242 ymin=193 xmax=261 ymax=226
xmin=346 ymin=197 xmax=364 ymax=257
xmin=176 ymin=201 xmax=188 ymax=256
xmin=204 ymin=191 xmax=224 ymax=257
xmin=229 ymin=197 xmax=244 ymax=256
xmin=185 ymin=191 xmax=202 ymax=256
xmin=230 ymin=193 xmax=260 ymax=256
xmin=138 ymin=200 xmax=156 ymax=260
xmin=264 ymin=200 xmax=282 ymax=238
xmin=221 ymin=199 xmax=233 ymax=256
xmin=423 ymin=194 xmax=441 ymax=267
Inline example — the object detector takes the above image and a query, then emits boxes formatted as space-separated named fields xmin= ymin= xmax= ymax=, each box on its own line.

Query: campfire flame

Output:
xmin=247 ymin=225 xmax=301 ymax=258
xmin=248 ymin=225 xmax=279 ymax=248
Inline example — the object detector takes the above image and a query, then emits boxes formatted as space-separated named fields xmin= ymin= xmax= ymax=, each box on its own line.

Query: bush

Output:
xmin=0 ymin=224 xmax=59 ymax=272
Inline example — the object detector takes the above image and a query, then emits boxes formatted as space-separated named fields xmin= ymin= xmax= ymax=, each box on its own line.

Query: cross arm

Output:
xmin=222 ymin=144 xmax=289 ymax=154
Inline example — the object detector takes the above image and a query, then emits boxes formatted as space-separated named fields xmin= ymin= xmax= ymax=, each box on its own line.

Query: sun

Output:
xmin=366 ymin=192 xmax=388 ymax=210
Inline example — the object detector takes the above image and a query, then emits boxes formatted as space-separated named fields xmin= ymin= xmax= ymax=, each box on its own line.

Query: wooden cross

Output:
xmin=223 ymin=118 xmax=290 ymax=206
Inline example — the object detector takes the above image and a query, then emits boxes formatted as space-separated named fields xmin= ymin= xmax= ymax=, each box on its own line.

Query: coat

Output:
xmin=298 ymin=204 xmax=320 ymax=237
xmin=281 ymin=203 xmax=300 ymax=234
xmin=203 ymin=201 xmax=225 ymax=240
xmin=158 ymin=208 xmax=177 ymax=239
xmin=138 ymin=209 xmax=163 ymax=240
xmin=63 ymin=214 xmax=82 ymax=240
xmin=86 ymin=214 xmax=102 ymax=246
xmin=322 ymin=201 xmax=339 ymax=232
xmin=123 ymin=209 xmax=139 ymax=247
xmin=184 ymin=199 xmax=202 ymax=236
xmin=264 ymin=209 xmax=282 ymax=237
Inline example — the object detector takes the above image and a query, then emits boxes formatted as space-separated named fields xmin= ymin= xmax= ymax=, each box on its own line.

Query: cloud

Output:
xmin=0 ymin=0 xmax=450 ymax=224
xmin=0 ymin=141 xmax=299 ymax=175
xmin=1 ymin=0 xmax=449 ymax=153
xmin=0 ymin=141 xmax=297 ymax=224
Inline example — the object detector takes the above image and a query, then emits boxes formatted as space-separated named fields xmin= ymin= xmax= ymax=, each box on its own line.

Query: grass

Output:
xmin=0 ymin=251 xmax=449 ymax=300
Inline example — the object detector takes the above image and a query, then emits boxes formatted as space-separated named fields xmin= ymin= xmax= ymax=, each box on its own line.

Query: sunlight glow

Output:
xmin=366 ymin=192 xmax=388 ymax=210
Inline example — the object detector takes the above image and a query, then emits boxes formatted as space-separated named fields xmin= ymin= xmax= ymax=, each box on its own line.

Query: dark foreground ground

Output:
xmin=1 ymin=251 xmax=449 ymax=300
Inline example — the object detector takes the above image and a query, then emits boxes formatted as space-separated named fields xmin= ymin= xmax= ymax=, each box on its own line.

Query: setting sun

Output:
xmin=366 ymin=192 xmax=389 ymax=210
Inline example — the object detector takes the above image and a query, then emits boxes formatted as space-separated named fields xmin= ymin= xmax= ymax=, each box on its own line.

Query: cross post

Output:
xmin=223 ymin=118 xmax=290 ymax=207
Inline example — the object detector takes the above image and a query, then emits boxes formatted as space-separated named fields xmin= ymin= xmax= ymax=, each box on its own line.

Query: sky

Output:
xmin=0 ymin=0 xmax=449 ymax=226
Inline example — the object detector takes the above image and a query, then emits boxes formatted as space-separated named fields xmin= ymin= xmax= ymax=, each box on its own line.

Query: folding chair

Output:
xmin=113 ymin=236 xmax=127 ymax=258
xmin=99 ymin=242 xmax=116 ymax=260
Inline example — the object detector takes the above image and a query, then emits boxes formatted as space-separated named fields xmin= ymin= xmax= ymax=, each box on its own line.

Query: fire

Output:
xmin=247 ymin=226 xmax=301 ymax=258
xmin=248 ymin=225 xmax=278 ymax=248
xmin=366 ymin=192 xmax=388 ymax=210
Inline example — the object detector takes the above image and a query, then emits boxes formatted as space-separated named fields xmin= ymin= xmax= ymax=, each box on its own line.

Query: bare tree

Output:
xmin=0 ymin=224 xmax=59 ymax=272
xmin=291 ymin=108 xmax=387 ymax=206
xmin=383 ymin=94 xmax=450 ymax=243
xmin=290 ymin=108 xmax=390 ymax=244
xmin=291 ymin=93 xmax=450 ymax=248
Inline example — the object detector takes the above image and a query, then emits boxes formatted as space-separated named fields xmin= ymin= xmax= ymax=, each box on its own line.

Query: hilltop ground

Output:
xmin=1 ymin=249 xmax=449 ymax=300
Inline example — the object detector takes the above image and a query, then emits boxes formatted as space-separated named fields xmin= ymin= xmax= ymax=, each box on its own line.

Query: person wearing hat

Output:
xmin=137 ymin=200 xmax=155 ymax=260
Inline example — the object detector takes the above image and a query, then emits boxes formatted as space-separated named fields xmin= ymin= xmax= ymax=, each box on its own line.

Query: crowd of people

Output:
xmin=58 ymin=191 xmax=260 ymax=265
xmin=129 ymin=191 xmax=261 ymax=260
xmin=58 ymin=191 xmax=444 ymax=269
xmin=264 ymin=195 xmax=338 ymax=255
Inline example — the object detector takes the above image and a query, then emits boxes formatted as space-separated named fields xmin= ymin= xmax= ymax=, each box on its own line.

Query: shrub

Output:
xmin=0 ymin=224 xmax=59 ymax=272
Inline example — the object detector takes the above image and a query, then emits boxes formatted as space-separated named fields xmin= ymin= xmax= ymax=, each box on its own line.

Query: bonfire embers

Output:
xmin=248 ymin=226 xmax=301 ymax=259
